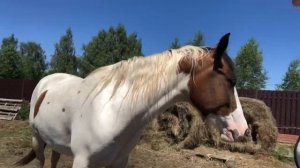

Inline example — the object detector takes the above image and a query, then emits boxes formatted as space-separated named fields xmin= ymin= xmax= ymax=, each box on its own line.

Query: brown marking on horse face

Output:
xmin=34 ymin=90 xmax=48 ymax=118
xmin=187 ymin=53 xmax=237 ymax=117
xmin=177 ymin=48 xmax=236 ymax=117
xmin=177 ymin=34 xmax=237 ymax=117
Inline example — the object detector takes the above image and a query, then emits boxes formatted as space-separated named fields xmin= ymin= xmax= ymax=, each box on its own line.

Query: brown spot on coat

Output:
xmin=62 ymin=108 xmax=65 ymax=112
xmin=34 ymin=90 xmax=48 ymax=118
xmin=178 ymin=56 xmax=194 ymax=74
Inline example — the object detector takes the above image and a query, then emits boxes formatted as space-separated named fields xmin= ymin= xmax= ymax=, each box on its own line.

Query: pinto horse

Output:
xmin=15 ymin=33 xmax=248 ymax=168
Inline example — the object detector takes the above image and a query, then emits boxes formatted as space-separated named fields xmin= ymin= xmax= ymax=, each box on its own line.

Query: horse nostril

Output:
xmin=233 ymin=129 xmax=240 ymax=140
xmin=229 ymin=129 xmax=240 ymax=140
xmin=244 ymin=128 xmax=252 ymax=137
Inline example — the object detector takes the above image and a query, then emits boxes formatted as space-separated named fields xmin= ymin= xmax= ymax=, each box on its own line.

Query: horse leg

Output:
xmin=72 ymin=154 xmax=89 ymax=168
xmin=32 ymin=134 xmax=46 ymax=168
xmin=51 ymin=150 xmax=61 ymax=168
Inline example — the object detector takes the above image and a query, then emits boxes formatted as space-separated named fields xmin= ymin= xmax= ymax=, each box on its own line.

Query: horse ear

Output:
xmin=213 ymin=33 xmax=230 ymax=70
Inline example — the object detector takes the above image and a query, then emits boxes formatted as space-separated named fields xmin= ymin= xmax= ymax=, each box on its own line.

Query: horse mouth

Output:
xmin=221 ymin=128 xmax=240 ymax=142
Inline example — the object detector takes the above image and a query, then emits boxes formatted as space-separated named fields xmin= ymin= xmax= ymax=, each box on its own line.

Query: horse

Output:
xmin=15 ymin=33 xmax=249 ymax=168
xmin=295 ymin=136 xmax=300 ymax=168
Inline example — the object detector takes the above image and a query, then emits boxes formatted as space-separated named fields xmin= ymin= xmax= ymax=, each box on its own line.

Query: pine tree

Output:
xmin=276 ymin=59 xmax=300 ymax=91
xmin=169 ymin=32 xmax=205 ymax=49
xmin=79 ymin=25 xmax=142 ymax=77
xmin=170 ymin=38 xmax=181 ymax=49
xmin=235 ymin=38 xmax=268 ymax=89
xmin=0 ymin=35 xmax=23 ymax=79
xmin=20 ymin=42 xmax=47 ymax=80
xmin=50 ymin=28 xmax=77 ymax=75
xmin=186 ymin=32 xmax=205 ymax=46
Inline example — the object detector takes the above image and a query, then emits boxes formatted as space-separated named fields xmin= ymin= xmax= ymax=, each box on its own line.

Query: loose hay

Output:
xmin=142 ymin=97 xmax=278 ymax=154
xmin=240 ymin=97 xmax=278 ymax=152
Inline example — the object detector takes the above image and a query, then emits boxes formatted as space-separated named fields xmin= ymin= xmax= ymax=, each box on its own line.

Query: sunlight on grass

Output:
xmin=272 ymin=144 xmax=295 ymax=164
xmin=0 ymin=120 xmax=31 ymax=149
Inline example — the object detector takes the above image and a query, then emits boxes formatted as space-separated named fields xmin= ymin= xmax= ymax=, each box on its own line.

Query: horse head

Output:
xmin=179 ymin=33 xmax=249 ymax=141
xmin=205 ymin=87 xmax=251 ymax=142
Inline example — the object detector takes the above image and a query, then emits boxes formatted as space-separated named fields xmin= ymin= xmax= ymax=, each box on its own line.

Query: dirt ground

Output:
xmin=0 ymin=120 xmax=295 ymax=168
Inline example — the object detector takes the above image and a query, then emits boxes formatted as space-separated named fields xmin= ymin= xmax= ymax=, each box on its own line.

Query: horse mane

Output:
xmin=82 ymin=46 xmax=211 ymax=106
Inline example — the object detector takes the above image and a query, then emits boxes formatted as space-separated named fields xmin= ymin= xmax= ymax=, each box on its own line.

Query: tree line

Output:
xmin=0 ymin=25 xmax=299 ymax=91
xmin=0 ymin=25 xmax=142 ymax=80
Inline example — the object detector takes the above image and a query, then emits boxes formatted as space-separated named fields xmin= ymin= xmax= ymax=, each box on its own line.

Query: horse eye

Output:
xmin=228 ymin=78 xmax=236 ymax=86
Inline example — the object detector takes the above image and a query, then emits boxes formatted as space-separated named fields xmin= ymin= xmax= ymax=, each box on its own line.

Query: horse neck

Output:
xmin=87 ymin=49 xmax=195 ymax=122
xmin=122 ymin=53 xmax=191 ymax=121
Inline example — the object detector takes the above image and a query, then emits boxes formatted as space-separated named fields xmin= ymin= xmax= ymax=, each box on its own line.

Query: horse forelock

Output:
xmin=83 ymin=46 xmax=212 ymax=106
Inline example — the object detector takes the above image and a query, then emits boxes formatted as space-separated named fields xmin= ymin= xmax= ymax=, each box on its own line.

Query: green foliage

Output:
xmin=16 ymin=103 xmax=30 ymax=120
xmin=235 ymin=38 xmax=268 ymax=89
xmin=276 ymin=59 xmax=300 ymax=91
xmin=79 ymin=24 xmax=142 ymax=77
xmin=0 ymin=35 xmax=23 ymax=79
xmin=20 ymin=42 xmax=47 ymax=80
xmin=169 ymin=32 xmax=205 ymax=49
xmin=186 ymin=32 xmax=205 ymax=47
xmin=272 ymin=145 xmax=294 ymax=164
xmin=50 ymin=28 xmax=78 ymax=75
xmin=170 ymin=38 xmax=181 ymax=49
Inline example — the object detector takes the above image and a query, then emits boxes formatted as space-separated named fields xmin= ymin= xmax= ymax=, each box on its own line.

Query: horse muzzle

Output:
xmin=221 ymin=128 xmax=251 ymax=142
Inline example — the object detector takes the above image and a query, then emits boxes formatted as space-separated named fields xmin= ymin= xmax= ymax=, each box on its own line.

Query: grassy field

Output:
xmin=0 ymin=120 xmax=296 ymax=168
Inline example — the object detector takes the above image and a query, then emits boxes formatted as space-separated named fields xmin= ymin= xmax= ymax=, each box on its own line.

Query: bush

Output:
xmin=16 ymin=102 xmax=30 ymax=120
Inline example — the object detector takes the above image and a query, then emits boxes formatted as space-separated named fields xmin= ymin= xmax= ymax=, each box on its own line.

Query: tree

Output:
xmin=235 ymin=38 xmax=268 ymax=89
xmin=276 ymin=59 xmax=300 ymax=91
xmin=170 ymin=38 xmax=181 ymax=49
xmin=50 ymin=28 xmax=78 ymax=75
xmin=0 ymin=35 xmax=23 ymax=79
xmin=79 ymin=24 xmax=142 ymax=77
xmin=169 ymin=32 xmax=205 ymax=50
xmin=20 ymin=42 xmax=47 ymax=80
xmin=186 ymin=32 xmax=205 ymax=46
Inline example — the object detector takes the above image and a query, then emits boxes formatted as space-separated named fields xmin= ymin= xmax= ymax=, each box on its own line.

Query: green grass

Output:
xmin=0 ymin=120 xmax=32 ymax=150
xmin=272 ymin=144 xmax=295 ymax=164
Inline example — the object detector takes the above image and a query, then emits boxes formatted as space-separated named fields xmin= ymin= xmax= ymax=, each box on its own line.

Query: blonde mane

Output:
xmin=82 ymin=46 xmax=212 ymax=106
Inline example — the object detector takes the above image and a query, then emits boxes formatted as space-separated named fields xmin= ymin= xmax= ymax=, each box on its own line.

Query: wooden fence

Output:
xmin=0 ymin=79 xmax=38 ymax=101
xmin=238 ymin=89 xmax=300 ymax=135
xmin=0 ymin=79 xmax=300 ymax=135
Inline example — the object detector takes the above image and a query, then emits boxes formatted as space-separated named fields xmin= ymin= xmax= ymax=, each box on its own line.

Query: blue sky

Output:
xmin=0 ymin=0 xmax=299 ymax=90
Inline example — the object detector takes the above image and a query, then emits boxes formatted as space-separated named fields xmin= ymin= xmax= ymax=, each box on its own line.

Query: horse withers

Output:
xmin=15 ymin=33 xmax=249 ymax=168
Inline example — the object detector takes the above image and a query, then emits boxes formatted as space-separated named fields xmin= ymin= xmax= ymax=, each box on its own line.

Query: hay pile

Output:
xmin=239 ymin=97 xmax=278 ymax=152
xmin=141 ymin=97 xmax=278 ymax=154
